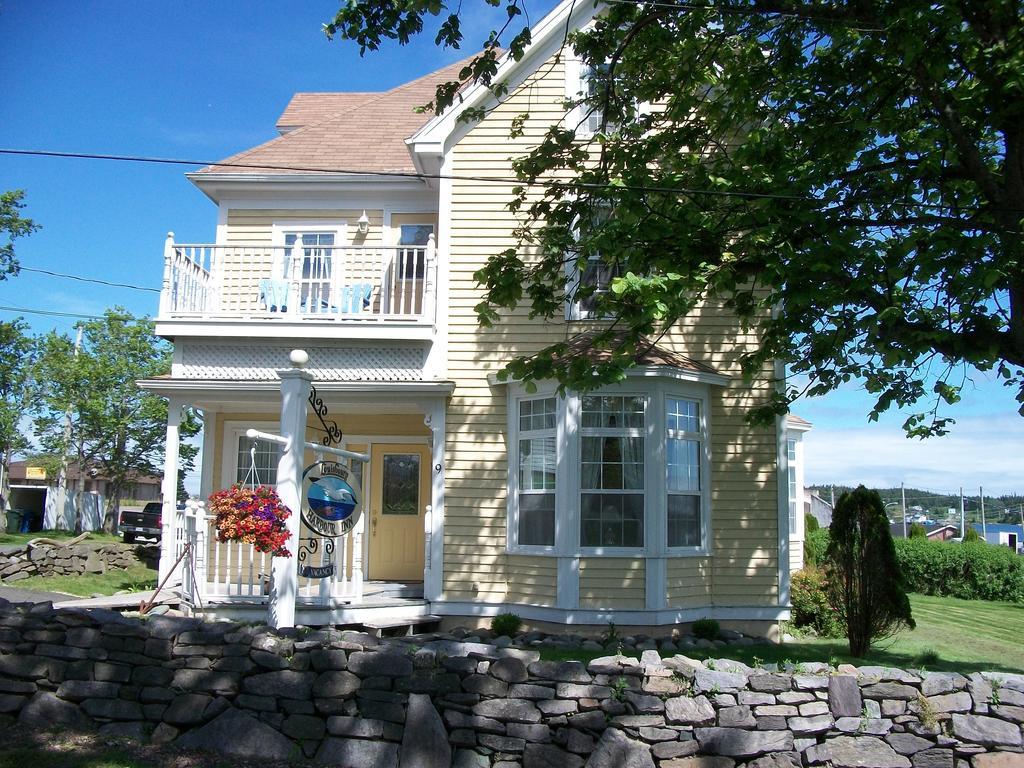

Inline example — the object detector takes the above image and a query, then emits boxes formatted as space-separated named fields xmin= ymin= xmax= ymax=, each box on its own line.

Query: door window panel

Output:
xmin=382 ymin=454 xmax=420 ymax=515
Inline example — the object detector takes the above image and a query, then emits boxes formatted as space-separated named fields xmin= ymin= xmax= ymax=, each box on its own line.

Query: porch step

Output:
xmin=362 ymin=614 xmax=442 ymax=638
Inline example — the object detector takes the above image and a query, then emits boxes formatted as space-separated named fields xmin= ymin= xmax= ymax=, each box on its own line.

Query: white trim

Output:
xmin=431 ymin=599 xmax=790 ymax=626
xmin=775 ymin=359 xmax=791 ymax=608
xmin=153 ymin=320 xmax=436 ymax=342
xmin=489 ymin=364 xmax=730 ymax=388
xmin=430 ymin=152 xmax=454 ymax=380
xmin=408 ymin=0 xmax=603 ymax=158
xmin=556 ymin=556 xmax=579 ymax=609
xmin=199 ymin=409 xmax=218 ymax=498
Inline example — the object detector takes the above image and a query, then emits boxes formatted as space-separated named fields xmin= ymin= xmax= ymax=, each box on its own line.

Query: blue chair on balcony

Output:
xmin=259 ymin=279 xmax=291 ymax=312
xmin=339 ymin=283 xmax=373 ymax=314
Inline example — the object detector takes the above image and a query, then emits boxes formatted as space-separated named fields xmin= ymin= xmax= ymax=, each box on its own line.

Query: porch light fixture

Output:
xmin=357 ymin=211 xmax=370 ymax=234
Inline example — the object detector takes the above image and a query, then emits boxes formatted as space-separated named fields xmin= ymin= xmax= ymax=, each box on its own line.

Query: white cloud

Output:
xmin=803 ymin=415 xmax=1024 ymax=496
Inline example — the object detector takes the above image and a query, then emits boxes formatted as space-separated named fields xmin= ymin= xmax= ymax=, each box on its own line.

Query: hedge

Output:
xmin=800 ymin=532 xmax=1024 ymax=604
xmin=893 ymin=537 xmax=1024 ymax=604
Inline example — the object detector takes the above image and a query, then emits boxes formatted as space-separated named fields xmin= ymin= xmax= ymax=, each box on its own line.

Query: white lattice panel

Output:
xmin=179 ymin=343 xmax=428 ymax=381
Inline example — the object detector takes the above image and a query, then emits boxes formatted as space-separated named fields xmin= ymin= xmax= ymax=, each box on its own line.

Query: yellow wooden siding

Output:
xmin=506 ymin=555 xmax=557 ymax=606
xmin=666 ymin=557 xmax=712 ymax=607
xmin=443 ymin=51 xmax=780 ymax=610
xmin=579 ymin=558 xmax=645 ymax=609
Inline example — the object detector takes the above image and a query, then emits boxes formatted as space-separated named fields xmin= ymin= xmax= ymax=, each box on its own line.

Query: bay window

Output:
xmin=507 ymin=380 xmax=711 ymax=555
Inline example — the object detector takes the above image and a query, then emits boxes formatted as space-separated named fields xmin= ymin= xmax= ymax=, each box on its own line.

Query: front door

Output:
xmin=367 ymin=444 xmax=429 ymax=581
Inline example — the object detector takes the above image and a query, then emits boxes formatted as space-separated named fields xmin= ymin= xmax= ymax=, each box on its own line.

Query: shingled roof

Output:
xmin=557 ymin=333 xmax=722 ymax=377
xmin=199 ymin=56 xmax=473 ymax=176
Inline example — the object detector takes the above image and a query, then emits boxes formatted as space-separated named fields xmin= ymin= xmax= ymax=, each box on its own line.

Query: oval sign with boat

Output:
xmin=300 ymin=460 xmax=362 ymax=538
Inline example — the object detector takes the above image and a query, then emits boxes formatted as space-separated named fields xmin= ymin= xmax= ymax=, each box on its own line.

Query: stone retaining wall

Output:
xmin=0 ymin=542 xmax=142 ymax=582
xmin=0 ymin=599 xmax=1021 ymax=768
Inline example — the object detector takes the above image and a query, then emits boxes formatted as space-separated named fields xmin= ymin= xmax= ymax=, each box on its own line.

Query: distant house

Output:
xmin=889 ymin=522 xmax=961 ymax=542
xmin=805 ymin=488 xmax=833 ymax=530
xmin=971 ymin=523 xmax=1023 ymax=553
xmin=5 ymin=461 xmax=161 ymax=532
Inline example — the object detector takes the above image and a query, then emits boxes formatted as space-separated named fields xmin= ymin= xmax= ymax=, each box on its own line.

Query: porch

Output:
xmin=156 ymin=234 xmax=437 ymax=333
xmin=140 ymin=368 xmax=453 ymax=629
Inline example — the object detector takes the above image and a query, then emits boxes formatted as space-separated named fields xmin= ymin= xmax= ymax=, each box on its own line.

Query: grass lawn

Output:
xmin=0 ymin=529 xmax=122 ymax=546
xmin=539 ymin=593 xmax=1024 ymax=675
xmin=11 ymin=562 xmax=157 ymax=598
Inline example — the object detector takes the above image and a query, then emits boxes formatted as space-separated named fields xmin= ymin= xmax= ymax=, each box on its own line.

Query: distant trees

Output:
xmin=32 ymin=309 xmax=200 ymax=532
xmin=827 ymin=486 xmax=915 ymax=657
xmin=0 ymin=320 xmax=35 ymax=515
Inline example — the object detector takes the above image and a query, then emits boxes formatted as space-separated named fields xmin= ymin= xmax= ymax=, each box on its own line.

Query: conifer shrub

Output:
xmin=909 ymin=522 xmax=927 ymax=539
xmin=490 ymin=612 xmax=522 ymax=637
xmin=963 ymin=527 xmax=981 ymax=542
xmin=692 ymin=617 xmax=720 ymax=640
xmin=827 ymin=486 xmax=915 ymax=656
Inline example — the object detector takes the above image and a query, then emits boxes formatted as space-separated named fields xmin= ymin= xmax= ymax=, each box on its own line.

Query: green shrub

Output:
xmin=805 ymin=512 xmax=820 ymax=533
xmin=909 ymin=522 xmax=927 ymax=539
xmin=964 ymin=527 xmax=981 ymax=542
xmin=828 ymin=486 xmax=915 ymax=656
xmin=790 ymin=567 xmax=845 ymax=637
xmin=692 ymin=617 xmax=720 ymax=640
xmin=803 ymin=513 xmax=821 ymax=566
xmin=894 ymin=537 xmax=1024 ymax=603
xmin=806 ymin=527 xmax=831 ymax=566
xmin=490 ymin=612 xmax=522 ymax=637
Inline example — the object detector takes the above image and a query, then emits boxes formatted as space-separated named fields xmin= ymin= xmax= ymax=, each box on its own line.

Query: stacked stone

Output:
xmin=0 ymin=597 xmax=1021 ymax=768
xmin=0 ymin=543 xmax=142 ymax=582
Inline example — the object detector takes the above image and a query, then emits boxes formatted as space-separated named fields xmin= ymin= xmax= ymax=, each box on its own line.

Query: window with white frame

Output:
xmin=568 ymin=206 xmax=620 ymax=321
xmin=580 ymin=395 xmax=645 ymax=548
xmin=666 ymin=397 xmax=702 ymax=547
xmin=787 ymin=438 xmax=798 ymax=534
xmin=516 ymin=397 xmax=557 ymax=547
xmin=235 ymin=436 xmax=281 ymax=487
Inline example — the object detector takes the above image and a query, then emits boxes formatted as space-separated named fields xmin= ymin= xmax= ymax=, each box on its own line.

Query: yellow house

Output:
xmin=141 ymin=0 xmax=797 ymax=637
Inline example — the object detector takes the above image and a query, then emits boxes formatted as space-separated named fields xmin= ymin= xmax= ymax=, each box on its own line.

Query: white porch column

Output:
xmin=269 ymin=351 xmax=312 ymax=629
xmin=158 ymin=397 xmax=184 ymax=583
xmin=424 ymin=399 xmax=446 ymax=601
xmin=199 ymin=409 xmax=217 ymax=499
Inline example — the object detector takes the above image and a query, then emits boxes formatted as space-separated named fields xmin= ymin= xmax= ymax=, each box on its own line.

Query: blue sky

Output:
xmin=1 ymin=1 xmax=1021 ymax=496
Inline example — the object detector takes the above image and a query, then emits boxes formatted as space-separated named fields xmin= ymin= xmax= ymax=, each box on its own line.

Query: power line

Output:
xmin=18 ymin=266 xmax=160 ymax=293
xmin=0 ymin=305 xmax=142 ymax=321
xmin=1 ymin=147 xmax=1011 ymax=217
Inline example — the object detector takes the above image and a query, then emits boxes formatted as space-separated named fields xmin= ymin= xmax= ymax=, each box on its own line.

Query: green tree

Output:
xmin=327 ymin=0 xmax=1024 ymax=434
xmin=827 ymin=486 xmax=915 ymax=656
xmin=0 ymin=190 xmax=39 ymax=278
xmin=909 ymin=521 xmax=927 ymax=539
xmin=963 ymin=526 xmax=982 ymax=542
xmin=33 ymin=309 xmax=200 ymax=532
xmin=0 ymin=319 xmax=35 ymax=515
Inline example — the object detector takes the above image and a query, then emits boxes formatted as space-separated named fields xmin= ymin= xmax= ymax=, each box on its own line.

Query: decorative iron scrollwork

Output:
xmin=308 ymin=384 xmax=343 ymax=446
xmin=297 ymin=536 xmax=335 ymax=579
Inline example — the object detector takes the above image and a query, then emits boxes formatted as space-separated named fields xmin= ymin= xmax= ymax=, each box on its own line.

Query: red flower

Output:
xmin=208 ymin=484 xmax=292 ymax=557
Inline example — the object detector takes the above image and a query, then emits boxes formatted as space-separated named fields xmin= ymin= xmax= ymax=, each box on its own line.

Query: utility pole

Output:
xmin=830 ymin=485 xmax=835 ymax=508
xmin=901 ymin=482 xmax=907 ymax=539
xmin=980 ymin=487 xmax=986 ymax=540
xmin=960 ymin=487 xmax=965 ymax=539
xmin=53 ymin=325 xmax=83 ymax=531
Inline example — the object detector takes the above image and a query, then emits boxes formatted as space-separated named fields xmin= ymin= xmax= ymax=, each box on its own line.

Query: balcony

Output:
xmin=156 ymin=233 xmax=437 ymax=340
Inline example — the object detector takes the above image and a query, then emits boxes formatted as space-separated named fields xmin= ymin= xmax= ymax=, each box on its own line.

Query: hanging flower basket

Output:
xmin=208 ymin=484 xmax=292 ymax=557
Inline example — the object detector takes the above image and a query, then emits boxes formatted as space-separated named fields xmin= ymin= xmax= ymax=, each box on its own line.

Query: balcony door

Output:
xmin=367 ymin=444 xmax=429 ymax=582
xmin=285 ymin=232 xmax=336 ymax=315
xmin=387 ymin=215 xmax=435 ymax=316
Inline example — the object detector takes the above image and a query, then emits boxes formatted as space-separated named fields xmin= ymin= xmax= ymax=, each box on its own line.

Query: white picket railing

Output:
xmin=158 ymin=233 xmax=437 ymax=324
xmin=175 ymin=499 xmax=365 ymax=608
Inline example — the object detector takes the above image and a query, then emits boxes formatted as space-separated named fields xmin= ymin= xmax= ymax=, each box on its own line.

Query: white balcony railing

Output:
xmin=158 ymin=233 xmax=437 ymax=324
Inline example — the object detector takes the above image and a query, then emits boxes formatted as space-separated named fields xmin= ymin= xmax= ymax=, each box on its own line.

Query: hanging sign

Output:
xmin=300 ymin=460 xmax=362 ymax=540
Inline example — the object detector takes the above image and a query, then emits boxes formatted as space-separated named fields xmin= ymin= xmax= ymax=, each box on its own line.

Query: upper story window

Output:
xmin=567 ymin=207 xmax=620 ymax=321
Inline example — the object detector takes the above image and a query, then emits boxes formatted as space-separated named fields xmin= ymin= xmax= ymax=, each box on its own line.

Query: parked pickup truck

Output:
xmin=119 ymin=502 xmax=162 ymax=543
